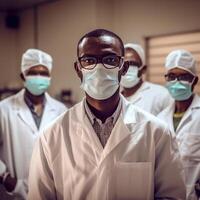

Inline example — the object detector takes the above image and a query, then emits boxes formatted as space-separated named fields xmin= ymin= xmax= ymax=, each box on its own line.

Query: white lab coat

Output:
xmin=28 ymin=96 xmax=186 ymax=200
xmin=0 ymin=89 xmax=66 ymax=199
xmin=158 ymin=94 xmax=200 ymax=200
xmin=125 ymin=81 xmax=172 ymax=115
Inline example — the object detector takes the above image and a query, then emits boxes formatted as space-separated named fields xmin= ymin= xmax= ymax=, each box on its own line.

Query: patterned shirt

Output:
xmin=84 ymin=98 xmax=122 ymax=147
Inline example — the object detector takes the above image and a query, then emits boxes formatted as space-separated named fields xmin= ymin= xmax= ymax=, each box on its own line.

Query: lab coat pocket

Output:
xmin=112 ymin=161 xmax=152 ymax=200
xmin=181 ymin=134 xmax=200 ymax=161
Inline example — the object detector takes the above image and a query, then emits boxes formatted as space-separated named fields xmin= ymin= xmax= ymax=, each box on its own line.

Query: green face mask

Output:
xmin=166 ymin=81 xmax=193 ymax=101
xmin=24 ymin=75 xmax=51 ymax=96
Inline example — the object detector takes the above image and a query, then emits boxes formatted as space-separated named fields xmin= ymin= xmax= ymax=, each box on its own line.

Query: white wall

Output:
xmin=17 ymin=9 xmax=35 ymax=63
xmin=1 ymin=0 xmax=200 ymax=101
xmin=113 ymin=0 xmax=200 ymax=46
xmin=0 ymin=12 xmax=20 ymax=88
xmin=36 ymin=0 xmax=97 ymax=100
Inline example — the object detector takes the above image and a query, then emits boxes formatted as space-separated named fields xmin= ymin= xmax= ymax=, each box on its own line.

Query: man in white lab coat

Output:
xmin=121 ymin=43 xmax=172 ymax=115
xmin=0 ymin=49 xmax=66 ymax=199
xmin=28 ymin=29 xmax=186 ymax=200
xmin=158 ymin=49 xmax=200 ymax=200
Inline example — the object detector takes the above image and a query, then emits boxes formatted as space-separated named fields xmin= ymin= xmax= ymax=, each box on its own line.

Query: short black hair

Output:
xmin=77 ymin=29 xmax=124 ymax=56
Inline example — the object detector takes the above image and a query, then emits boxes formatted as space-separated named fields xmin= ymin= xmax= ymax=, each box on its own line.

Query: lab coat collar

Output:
xmin=83 ymin=97 xmax=122 ymax=126
xmin=189 ymin=94 xmax=200 ymax=110
xmin=161 ymin=101 xmax=175 ymax=133
xmin=139 ymin=81 xmax=151 ymax=91
xmin=14 ymin=89 xmax=38 ymax=133
xmin=39 ymin=93 xmax=58 ymax=130
xmin=44 ymin=92 xmax=59 ymax=111
xmin=127 ymin=81 xmax=150 ymax=104
xmin=13 ymin=89 xmax=58 ymax=132
xmin=76 ymin=95 xmax=137 ymax=165
xmin=159 ymin=94 xmax=200 ymax=134
xmin=176 ymin=94 xmax=200 ymax=133
xmin=100 ymin=95 xmax=137 ymax=162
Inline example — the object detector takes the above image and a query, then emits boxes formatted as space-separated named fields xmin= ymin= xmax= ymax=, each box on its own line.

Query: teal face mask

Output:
xmin=24 ymin=75 xmax=51 ymax=96
xmin=166 ymin=81 xmax=193 ymax=101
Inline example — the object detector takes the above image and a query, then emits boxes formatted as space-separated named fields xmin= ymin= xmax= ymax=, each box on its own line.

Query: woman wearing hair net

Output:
xmin=158 ymin=49 xmax=200 ymax=199
xmin=120 ymin=43 xmax=172 ymax=116
xmin=0 ymin=49 xmax=67 ymax=199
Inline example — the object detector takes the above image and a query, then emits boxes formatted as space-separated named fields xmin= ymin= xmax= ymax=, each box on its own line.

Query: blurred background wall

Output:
xmin=0 ymin=0 xmax=200 ymax=102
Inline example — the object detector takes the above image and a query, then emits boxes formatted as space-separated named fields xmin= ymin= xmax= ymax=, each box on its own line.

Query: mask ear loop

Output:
xmin=188 ymin=76 xmax=196 ymax=96
xmin=176 ymin=76 xmax=196 ymax=88
xmin=76 ymin=60 xmax=83 ymax=71
xmin=190 ymin=76 xmax=196 ymax=86
xmin=118 ymin=58 xmax=124 ymax=70
xmin=182 ymin=74 xmax=196 ymax=85
xmin=136 ymin=65 xmax=145 ymax=80
xmin=138 ymin=65 xmax=144 ymax=71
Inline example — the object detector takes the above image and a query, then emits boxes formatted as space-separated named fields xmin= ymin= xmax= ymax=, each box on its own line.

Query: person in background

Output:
xmin=28 ymin=29 xmax=185 ymax=200
xmin=158 ymin=49 xmax=200 ymax=199
xmin=121 ymin=43 xmax=172 ymax=115
xmin=0 ymin=49 xmax=67 ymax=199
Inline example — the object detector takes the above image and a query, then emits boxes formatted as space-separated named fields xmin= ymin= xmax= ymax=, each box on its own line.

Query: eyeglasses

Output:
xmin=26 ymin=70 xmax=50 ymax=77
xmin=78 ymin=54 xmax=124 ymax=70
xmin=165 ymin=73 xmax=195 ymax=84
xmin=126 ymin=60 xmax=141 ymax=68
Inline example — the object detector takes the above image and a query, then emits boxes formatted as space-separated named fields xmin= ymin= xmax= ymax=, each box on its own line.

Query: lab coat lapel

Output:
xmin=176 ymin=94 xmax=199 ymax=134
xmin=101 ymin=116 xmax=133 ymax=162
xmin=75 ymin=100 xmax=103 ymax=163
xmin=39 ymin=93 xmax=57 ymax=131
xmin=131 ymin=95 xmax=141 ymax=104
xmin=15 ymin=89 xmax=38 ymax=133
xmin=75 ymin=98 xmax=137 ymax=164
xmin=164 ymin=102 xmax=176 ymax=133
xmin=101 ymin=97 xmax=137 ymax=162
xmin=129 ymin=82 xmax=149 ymax=104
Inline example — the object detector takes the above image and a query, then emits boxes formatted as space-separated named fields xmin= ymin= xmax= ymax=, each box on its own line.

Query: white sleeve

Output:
xmin=28 ymin=137 xmax=56 ymax=200
xmin=155 ymin=127 xmax=186 ymax=199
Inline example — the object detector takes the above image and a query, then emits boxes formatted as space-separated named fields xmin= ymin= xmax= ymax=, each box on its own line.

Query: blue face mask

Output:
xmin=24 ymin=75 xmax=51 ymax=96
xmin=166 ymin=81 xmax=193 ymax=101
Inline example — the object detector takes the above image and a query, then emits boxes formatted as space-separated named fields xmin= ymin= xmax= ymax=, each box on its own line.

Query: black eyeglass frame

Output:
xmin=78 ymin=54 xmax=124 ymax=70
xmin=164 ymin=73 xmax=195 ymax=83
xmin=126 ymin=60 xmax=141 ymax=68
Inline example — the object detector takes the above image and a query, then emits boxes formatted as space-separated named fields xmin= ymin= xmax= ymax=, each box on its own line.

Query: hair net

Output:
xmin=21 ymin=49 xmax=53 ymax=74
xmin=165 ymin=49 xmax=196 ymax=76
xmin=124 ymin=43 xmax=145 ymax=66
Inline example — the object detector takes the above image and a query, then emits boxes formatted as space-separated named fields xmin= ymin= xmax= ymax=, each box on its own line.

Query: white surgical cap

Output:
xmin=165 ymin=49 xmax=196 ymax=76
xmin=124 ymin=43 xmax=145 ymax=66
xmin=21 ymin=49 xmax=53 ymax=74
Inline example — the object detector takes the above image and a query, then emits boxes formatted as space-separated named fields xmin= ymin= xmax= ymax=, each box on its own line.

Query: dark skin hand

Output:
xmin=168 ymin=68 xmax=199 ymax=113
xmin=121 ymin=47 xmax=147 ymax=98
xmin=74 ymin=36 xmax=128 ymax=123
xmin=195 ymin=179 xmax=200 ymax=197
xmin=3 ymin=174 xmax=17 ymax=192
xmin=20 ymin=65 xmax=50 ymax=105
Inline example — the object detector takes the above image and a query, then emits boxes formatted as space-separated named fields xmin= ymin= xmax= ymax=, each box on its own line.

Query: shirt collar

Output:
xmin=24 ymin=93 xmax=46 ymax=113
xmin=84 ymin=97 xmax=122 ymax=125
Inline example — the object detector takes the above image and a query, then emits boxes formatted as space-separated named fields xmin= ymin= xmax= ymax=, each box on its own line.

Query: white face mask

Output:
xmin=80 ymin=64 xmax=120 ymax=100
xmin=120 ymin=65 xmax=141 ymax=88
